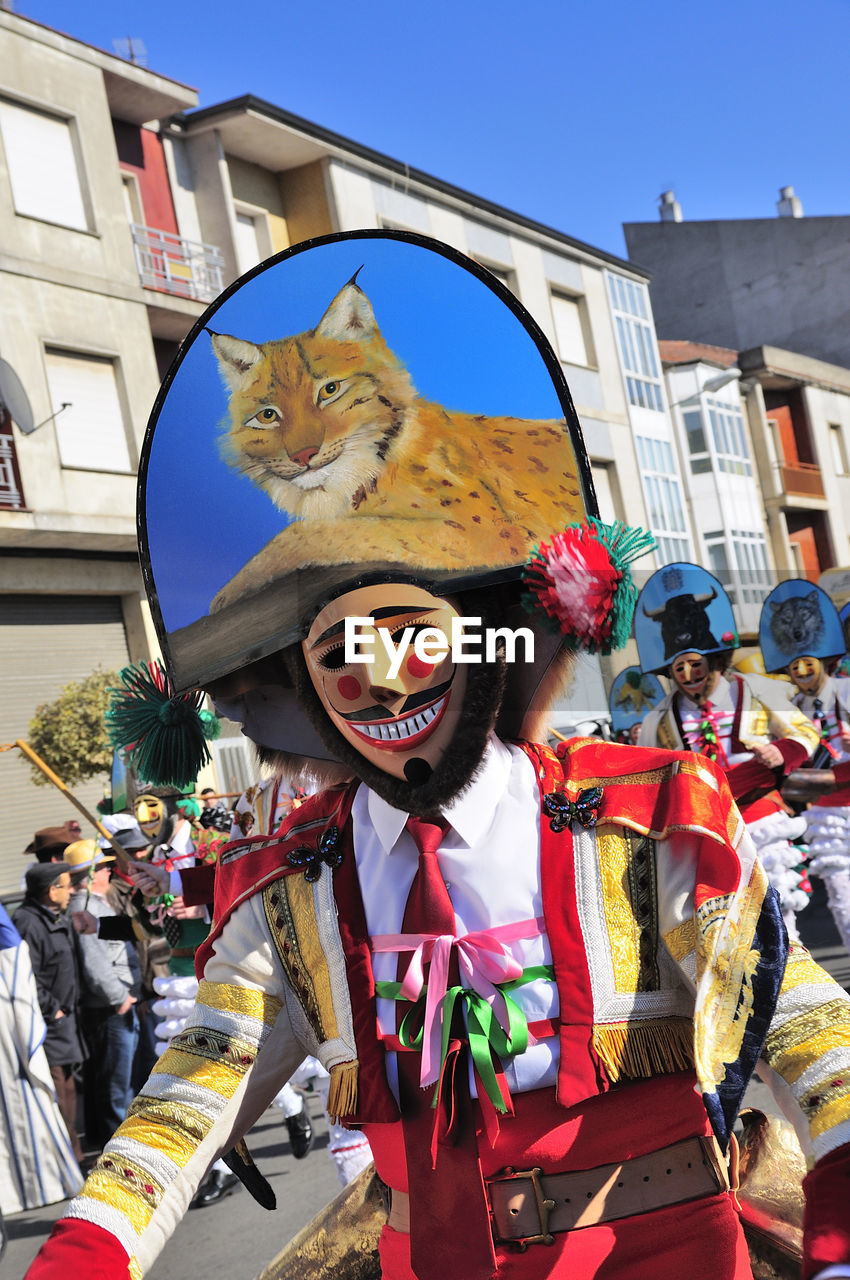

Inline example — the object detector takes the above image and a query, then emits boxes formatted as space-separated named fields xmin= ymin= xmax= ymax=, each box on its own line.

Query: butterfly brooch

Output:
xmin=542 ymin=786 xmax=604 ymax=833
xmin=287 ymin=825 xmax=343 ymax=881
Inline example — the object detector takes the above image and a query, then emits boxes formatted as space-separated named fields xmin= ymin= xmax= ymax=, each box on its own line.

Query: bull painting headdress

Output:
xmin=635 ymin=563 xmax=737 ymax=675
xmin=758 ymin=579 xmax=845 ymax=673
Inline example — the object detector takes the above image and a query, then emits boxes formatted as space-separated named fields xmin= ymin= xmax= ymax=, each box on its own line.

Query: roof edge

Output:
xmin=175 ymin=95 xmax=645 ymax=277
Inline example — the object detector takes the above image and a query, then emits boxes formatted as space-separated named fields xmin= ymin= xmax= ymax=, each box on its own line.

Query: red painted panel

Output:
xmin=112 ymin=119 xmax=178 ymax=234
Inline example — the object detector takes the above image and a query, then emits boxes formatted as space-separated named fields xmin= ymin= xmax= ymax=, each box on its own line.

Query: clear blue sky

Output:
xmin=17 ymin=0 xmax=850 ymax=257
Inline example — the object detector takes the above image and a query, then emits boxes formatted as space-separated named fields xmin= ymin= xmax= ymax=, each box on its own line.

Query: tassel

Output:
xmin=593 ymin=1017 xmax=694 ymax=1083
xmin=106 ymin=661 xmax=221 ymax=788
xmin=522 ymin=519 xmax=655 ymax=654
xmin=326 ymin=1059 xmax=359 ymax=1123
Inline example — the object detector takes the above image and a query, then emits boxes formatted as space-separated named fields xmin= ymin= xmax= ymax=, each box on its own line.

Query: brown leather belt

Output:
xmin=387 ymin=1136 xmax=730 ymax=1248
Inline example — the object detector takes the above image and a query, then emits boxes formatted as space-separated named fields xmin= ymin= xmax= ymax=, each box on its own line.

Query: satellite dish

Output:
xmin=0 ymin=358 xmax=35 ymax=435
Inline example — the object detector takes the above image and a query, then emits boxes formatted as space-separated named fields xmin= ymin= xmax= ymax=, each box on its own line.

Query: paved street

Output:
xmin=4 ymin=1094 xmax=342 ymax=1280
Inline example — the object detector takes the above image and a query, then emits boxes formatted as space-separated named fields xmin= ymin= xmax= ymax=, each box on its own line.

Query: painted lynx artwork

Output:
xmin=140 ymin=232 xmax=589 ymax=689
xmin=208 ymin=275 xmax=581 ymax=610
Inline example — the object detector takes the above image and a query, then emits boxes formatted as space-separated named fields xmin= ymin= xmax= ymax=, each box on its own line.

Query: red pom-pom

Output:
xmin=525 ymin=525 xmax=621 ymax=646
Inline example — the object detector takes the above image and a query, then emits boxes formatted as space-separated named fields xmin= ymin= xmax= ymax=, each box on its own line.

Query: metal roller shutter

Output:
xmin=0 ymin=595 xmax=130 ymax=900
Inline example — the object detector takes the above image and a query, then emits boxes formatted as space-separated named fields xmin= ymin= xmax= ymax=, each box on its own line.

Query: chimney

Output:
xmin=776 ymin=185 xmax=803 ymax=218
xmin=659 ymin=190 xmax=682 ymax=223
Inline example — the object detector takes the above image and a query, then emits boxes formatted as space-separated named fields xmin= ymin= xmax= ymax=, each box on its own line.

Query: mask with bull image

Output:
xmin=126 ymin=229 xmax=652 ymax=813
xmin=635 ymin=563 xmax=738 ymax=704
xmin=758 ymin=580 xmax=846 ymax=691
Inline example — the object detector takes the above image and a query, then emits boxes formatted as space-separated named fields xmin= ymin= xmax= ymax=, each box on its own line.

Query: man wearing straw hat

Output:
xmin=66 ymin=840 xmax=141 ymax=1153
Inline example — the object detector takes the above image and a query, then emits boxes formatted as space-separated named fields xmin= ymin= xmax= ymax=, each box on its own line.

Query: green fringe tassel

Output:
xmin=106 ymin=661 xmax=218 ymax=789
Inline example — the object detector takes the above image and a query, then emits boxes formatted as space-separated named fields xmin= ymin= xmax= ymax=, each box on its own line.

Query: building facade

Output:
xmin=2 ymin=12 xmax=688 ymax=888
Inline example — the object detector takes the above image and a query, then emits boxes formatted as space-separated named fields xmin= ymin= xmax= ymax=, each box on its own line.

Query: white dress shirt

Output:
xmin=352 ymin=736 xmax=558 ymax=1100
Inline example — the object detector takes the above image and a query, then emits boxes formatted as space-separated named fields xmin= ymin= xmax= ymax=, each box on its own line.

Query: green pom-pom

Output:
xmin=199 ymin=709 xmax=223 ymax=741
xmin=106 ymin=662 xmax=210 ymax=788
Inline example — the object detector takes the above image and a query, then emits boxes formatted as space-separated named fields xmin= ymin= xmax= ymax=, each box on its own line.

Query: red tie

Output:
xmin=396 ymin=817 xmax=496 ymax=1280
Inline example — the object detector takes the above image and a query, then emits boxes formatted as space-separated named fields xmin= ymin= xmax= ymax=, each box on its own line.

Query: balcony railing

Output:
xmin=780 ymin=462 xmax=825 ymax=499
xmin=131 ymin=224 xmax=225 ymax=303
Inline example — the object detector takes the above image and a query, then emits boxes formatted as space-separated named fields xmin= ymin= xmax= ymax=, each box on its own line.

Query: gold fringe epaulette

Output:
xmin=327 ymin=1059 xmax=359 ymax=1123
xmin=594 ymin=1017 xmax=694 ymax=1083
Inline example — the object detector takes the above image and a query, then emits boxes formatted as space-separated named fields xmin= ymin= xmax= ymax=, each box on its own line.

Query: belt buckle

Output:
xmin=488 ymin=1165 xmax=556 ymax=1250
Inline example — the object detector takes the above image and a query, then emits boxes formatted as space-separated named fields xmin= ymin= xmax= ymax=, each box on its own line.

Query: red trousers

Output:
xmin=364 ymin=1073 xmax=752 ymax=1280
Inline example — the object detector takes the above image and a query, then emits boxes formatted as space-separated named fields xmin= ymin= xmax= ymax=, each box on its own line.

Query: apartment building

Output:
xmin=0 ymin=10 xmax=686 ymax=887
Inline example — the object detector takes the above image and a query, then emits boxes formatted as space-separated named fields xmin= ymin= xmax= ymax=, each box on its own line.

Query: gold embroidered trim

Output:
xmin=116 ymin=1114 xmax=204 ymax=1167
xmin=798 ymin=1074 xmax=850 ymax=1123
xmin=596 ymin=825 xmax=660 ymax=993
xmin=263 ymin=878 xmax=324 ymax=1033
xmin=128 ymin=1259 xmax=143 ymax=1280
xmin=78 ymin=1177 xmax=155 ymax=1235
xmin=597 ymin=825 xmax=640 ymax=994
xmin=196 ymin=979 xmax=281 ymax=1025
xmin=593 ymin=1017 xmax=693 ymax=1082
xmin=694 ymin=863 xmax=765 ymax=1091
xmin=169 ymin=1026 xmax=257 ymax=1073
xmin=664 ymin=919 xmax=696 ymax=963
xmin=780 ymin=948 xmax=836 ymax=993
xmin=763 ymin=999 xmax=850 ymax=1078
xmin=127 ymin=1096 xmax=213 ymax=1144
xmin=90 ymin=1154 xmax=163 ymax=1210
xmin=810 ymin=1089 xmax=850 ymax=1140
xmin=151 ymin=1048 xmax=245 ymax=1097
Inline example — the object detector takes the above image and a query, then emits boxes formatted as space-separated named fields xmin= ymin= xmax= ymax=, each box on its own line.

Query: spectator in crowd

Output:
xmin=13 ymin=862 xmax=86 ymax=1164
xmin=198 ymin=787 xmax=231 ymax=832
xmin=97 ymin=814 xmax=171 ymax=1087
xmin=0 ymin=900 xmax=83 ymax=1214
xmin=22 ymin=822 xmax=81 ymax=865
xmin=65 ymin=840 xmax=141 ymax=1152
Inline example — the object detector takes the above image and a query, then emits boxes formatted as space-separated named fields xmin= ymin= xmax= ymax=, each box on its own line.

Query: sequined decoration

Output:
xmin=287 ymin=824 xmax=342 ymax=881
xmin=542 ymin=786 xmax=604 ymax=832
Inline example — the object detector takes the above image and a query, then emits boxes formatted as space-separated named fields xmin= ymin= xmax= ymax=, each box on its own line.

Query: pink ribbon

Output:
xmin=372 ymin=916 xmax=545 ymax=1089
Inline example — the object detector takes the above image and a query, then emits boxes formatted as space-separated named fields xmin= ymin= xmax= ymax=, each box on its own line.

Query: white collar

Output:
xmin=366 ymin=735 xmax=514 ymax=855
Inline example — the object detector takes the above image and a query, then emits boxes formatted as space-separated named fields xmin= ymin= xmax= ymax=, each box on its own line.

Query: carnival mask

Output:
xmin=134 ymin=795 xmax=170 ymax=841
xmin=788 ymin=656 xmax=825 ymax=694
xmin=302 ymin=584 xmax=468 ymax=782
xmin=670 ymin=651 xmax=716 ymax=704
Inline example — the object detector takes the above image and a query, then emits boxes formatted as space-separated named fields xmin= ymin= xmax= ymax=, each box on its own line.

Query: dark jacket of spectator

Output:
xmin=13 ymin=898 xmax=86 ymax=1066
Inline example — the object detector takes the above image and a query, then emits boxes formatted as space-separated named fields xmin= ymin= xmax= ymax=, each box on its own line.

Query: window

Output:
xmin=635 ymin=435 xmax=691 ymax=560
xmin=550 ymin=293 xmax=589 ymax=367
xmin=591 ymin=463 xmax=617 ymax=524
xmin=233 ymin=210 xmax=264 ymax=275
xmin=0 ymin=99 xmax=88 ymax=230
xmin=44 ymin=349 xmax=132 ymax=472
xmin=606 ymin=273 xmax=664 ymax=411
xmin=120 ymin=171 xmax=143 ymax=226
xmin=705 ymin=396 xmax=752 ymax=475
xmin=682 ymin=408 xmax=712 ymax=474
xmin=703 ymin=529 xmax=771 ymax=609
xmin=829 ymin=422 xmax=850 ymax=475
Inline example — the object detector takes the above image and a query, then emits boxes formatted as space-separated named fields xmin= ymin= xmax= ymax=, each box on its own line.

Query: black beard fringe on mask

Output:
xmin=281 ymin=589 xmax=509 ymax=817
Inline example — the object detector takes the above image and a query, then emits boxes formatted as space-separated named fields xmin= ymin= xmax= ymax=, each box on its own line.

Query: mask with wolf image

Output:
xmin=139 ymin=230 xmax=597 ymax=800
xmin=758 ymin=579 xmax=846 ymax=673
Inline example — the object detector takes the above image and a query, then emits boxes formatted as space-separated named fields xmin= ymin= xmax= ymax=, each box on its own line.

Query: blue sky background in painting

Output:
xmin=145 ymin=235 xmax=568 ymax=631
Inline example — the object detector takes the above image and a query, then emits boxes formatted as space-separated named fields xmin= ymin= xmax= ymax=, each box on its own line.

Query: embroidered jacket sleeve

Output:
xmin=745 ymin=672 xmax=820 ymax=771
xmin=657 ymin=835 xmax=850 ymax=1280
xmin=26 ymin=894 xmax=311 ymax=1280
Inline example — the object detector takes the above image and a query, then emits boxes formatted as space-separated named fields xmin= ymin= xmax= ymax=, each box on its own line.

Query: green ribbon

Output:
xmin=375 ymin=964 xmax=554 ymax=1115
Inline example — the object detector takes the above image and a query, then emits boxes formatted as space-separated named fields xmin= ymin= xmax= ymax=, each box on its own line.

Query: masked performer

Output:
xmin=761 ymin=579 xmax=850 ymax=950
xmin=636 ymin=563 xmax=817 ymax=938
xmin=27 ymin=232 xmax=850 ymax=1280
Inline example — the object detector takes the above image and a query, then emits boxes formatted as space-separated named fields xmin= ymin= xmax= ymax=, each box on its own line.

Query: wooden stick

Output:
xmin=1 ymin=739 xmax=130 ymax=871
